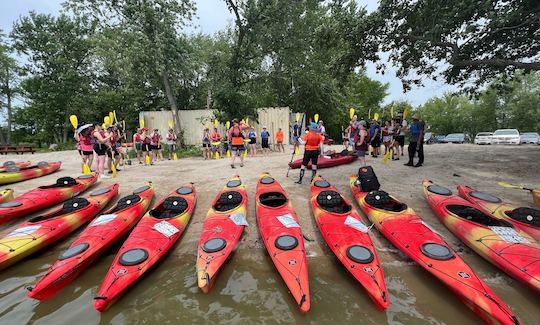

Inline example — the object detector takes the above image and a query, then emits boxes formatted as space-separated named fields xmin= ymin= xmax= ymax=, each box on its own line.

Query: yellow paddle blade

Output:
xmin=226 ymin=150 xmax=231 ymax=158
xmin=145 ymin=155 xmax=151 ymax=165
xmin=226 ymin=121 xmax=231 ymax=129
xmin=113 ymin=110 xmax=118 ymax=124
xmin=391 ymin=106 xmax=394 ymax=118
xmin=111 ymin=158 xmax=117 ymax=177
xmin=214 ymin=119 xmax=219 ymax=128
xmin=403 ymin=105 xmax=411 ymax=119
xmin=168 ymin=119 xmax=173 ymax=129
xmin=83 ymin=163 xmax=91 ymax=175
xmin=245 ymin=117 xmax=249 ymax=125
xmin=102 ymin=123 xmax=106 ymax=129
xmin=69 ymin=115 xmax=78 ymax=129
xmin=314 ymin=114 xmax=319 ymax=123
xmin=104 ymin=116 xmax=110 ymax=125
xmin=296 ymin=112 xmax=300 ymax=122
xmin=349 ymin=108 xmax=355 ymax=119
xmin=215 ymin=152 xmax=219 ymax=159
xmin=383 ymin=149 xmax=391 ymax=163
xmin=139 ymin=118 xmax=145 ymax=129
xmin=374 ymin=112 xmax=379 ymax=121
xmin=295 ymin=146 xmax=299 ymax=156
xmin=109 ymin=112 xmax=114 ymax=124
xmin=122 ymin=120 xmax=126 ymax=130
xmin=497 ymin=181 xmax=522 ymax=189
xmin=243 ymin=149 xmax=247 ymax=157
xmin=173 ymin=152 xmax=178 ymax=160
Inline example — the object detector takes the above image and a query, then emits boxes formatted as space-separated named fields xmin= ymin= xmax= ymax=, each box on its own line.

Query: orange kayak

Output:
xmin=0 ymin=161 xmax=31 ymax=172
xmin=0 ymin=161 xmax=61 ymax=185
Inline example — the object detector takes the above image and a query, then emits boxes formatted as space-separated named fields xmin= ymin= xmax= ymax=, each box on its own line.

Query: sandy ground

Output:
xmin=0 ymin=143 xmax=539 ymax=324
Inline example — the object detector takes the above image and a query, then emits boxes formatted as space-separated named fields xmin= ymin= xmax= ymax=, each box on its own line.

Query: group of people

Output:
xmin=343 ymin=114 xmax=425 ymax=167
xmin=133 ymin=127 xmax=178 ymax=163
xmin=74 ymin=122 xmax=125 ymax=179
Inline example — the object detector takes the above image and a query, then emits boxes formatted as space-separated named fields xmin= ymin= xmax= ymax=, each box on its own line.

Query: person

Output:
xmin=202 ymin=127 xmax=211 ymax=160
xmin=291 ymin=120 xmax=301 ymax=153
xmin=228 ymin=119 xmax=248 ymax=168
xmin=369 ymin=119 xmax=381 ymax=157
xmin=395 ymin=114 xmax=407 ymax=156
xmin=92 ymin=123 xmax=113 ymax=178
xmin=261 ymin=126 xmax=270 ymax=156
xmin=275 ymin=128 xmax=284 ymax=152
xmin=317 ymin=120 xmax=326 ymax=155
xmin=382 ymin=121 xmax=393 ymax=155
xmin=354 ymin=120 xmax=369 ymax=167
xmin=405 ymin=114 xmax=425 ymax=167
xmin=106 ymin=125 xmax=121 ymax=173
xmin=133 ymin=128 xmax=143 ymax=164
xmin=149 ymin=129 xmax=163 ymax=163
xmin=391 ymin=119 xmax=401 ymax=160
xmin=247 ymin=127 xmax=257 ymax=157
xmin=342 ymin=126 xmax=350 ymax=150
xmin=295 ymin=122 xmax=324 ymax=184
xmin=166 ymin=128 xmax=177 ymax=160
xmin=349 ymin=116 xmax=358 ymax=146
xmin=141 ymin=127 xmax=152 ymax=165
xmin=210 ymin=127 xmax=222 ymax=158
xmin=75 ymin=123 xmax=94 ymax=173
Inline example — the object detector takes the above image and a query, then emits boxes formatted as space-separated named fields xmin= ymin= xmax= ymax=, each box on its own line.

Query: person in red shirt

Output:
xmin=275 ymin=128 xmax=284 ymax=152
xmin=295 ymin=122 xmax=324 ymax=184
xmin=227 ymin=119 xmax=249 ymax=168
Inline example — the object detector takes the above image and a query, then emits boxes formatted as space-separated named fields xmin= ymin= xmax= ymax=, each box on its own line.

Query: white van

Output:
xmin=474 ymin=132 xmax=493 ymax=145
xmin=491 ymin=129 xmax=520 ymax=145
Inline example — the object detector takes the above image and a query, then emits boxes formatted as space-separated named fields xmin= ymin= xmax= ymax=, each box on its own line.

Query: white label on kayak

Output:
xmin=153 ymin=221 xmax=179 ymax=238
xmin=420 ymin=220 xmax=440 ymax=236
xmin=6 ymin=225 xmax=41 ymax=237
xmin=229 ymin=213 xmax=248 ymax=226
xmin=323 ymin=155 xmax=331 ymax=159
xmin=344 ymin=216 xmax=369 ymax=233
xmin=277 ymin=214 xmax=300 ymax=228
xmin=489 ymin=226 xmax=530 ymax=244
xmin=90 ymin=214 xmax=117 ymax=227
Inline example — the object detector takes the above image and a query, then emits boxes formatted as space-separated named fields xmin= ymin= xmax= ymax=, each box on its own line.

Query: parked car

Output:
xmin=424 ymin=132 xmax=433 ymax=144
xmin=492 ymin=129 xmax=520 ymax=145
xmin=520 ymin=132 xmax=540 ymax=144
xmin=434 ymin=135 xmax=446 ymax=143
xmin=474 ymin=132 xmax=493 ymax=145
xmin=444 ymin=133 xmax=467 ymax=144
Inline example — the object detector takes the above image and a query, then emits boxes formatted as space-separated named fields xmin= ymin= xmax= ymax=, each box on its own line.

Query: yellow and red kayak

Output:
xmin=458 ymin=185 xmax=540 ymax=241
xmin=0 ymin=161 xmax=31 ymax=172
xmin=0 ymin=189 xmax=14 ymax=203
xmin=0 ymin=184 xmax=119 ymax=270
xmin=0 ymin=161 xmax=61 ymax=185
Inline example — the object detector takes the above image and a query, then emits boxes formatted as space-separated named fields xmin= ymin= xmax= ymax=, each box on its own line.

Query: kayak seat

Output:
xmin=39 ymin=177 xmax=78 ymax=189
xmin=366 ymin=191 xmax=407 ymax=212
xmin=151 ymin=196 xmax=188 ymax=219
xmin=508 ymin=207 xmax=540 ymax=227
xmin=357 ymin=166 xmax=380 ymax=192
xmin=29 ymin=198 xmax=90 ymax=223
xmin=259 ymin=192 xmax=287 ymax=207
xmin=110 ymin=194 xmax=141 ymax=213
xmin=446 ymin=205 xmax=513 ymax=227
xmin=214 ymin=191 xmax=243 ymax=212
xmin=316 ymin=190 xmax=352 ymax=214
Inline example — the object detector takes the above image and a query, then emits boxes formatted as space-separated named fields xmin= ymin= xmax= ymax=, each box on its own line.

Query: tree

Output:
xmin=373 ymin=0 xmax=540 ymax=91
xmin=0 ymin=32 xmax=20 ymax=144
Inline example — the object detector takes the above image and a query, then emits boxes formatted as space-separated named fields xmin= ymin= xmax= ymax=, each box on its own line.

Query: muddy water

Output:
xmin=0 ymin=145 xmax=539 ymax=324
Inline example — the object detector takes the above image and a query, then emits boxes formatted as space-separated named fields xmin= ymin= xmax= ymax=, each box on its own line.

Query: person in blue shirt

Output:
xmin=369 ymin=119 xmax=381 ymax=157
xmin=261 ymin=126 xmax=270 ymax=156
xmin=291 ymin=120 xmax=301 ymax=153
xmin=404 ymin=114 xmax=425 ymax=167
xmin=247 ymin=127 xmax=257 ymax=157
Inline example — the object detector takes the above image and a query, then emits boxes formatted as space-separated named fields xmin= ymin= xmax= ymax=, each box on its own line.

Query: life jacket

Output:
xmin=151 ymin=134 xmax=160 ymax=145
xmin=304 ymin=131 xmax=323 ymax=150
xmin=134 ymin=133 xmax=142 ymax=143
xmin=230 ymin=126 xmax=245 ymax=145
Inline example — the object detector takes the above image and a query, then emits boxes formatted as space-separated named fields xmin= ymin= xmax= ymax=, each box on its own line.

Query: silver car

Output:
xmin=520 ymin=132 xmax=540 ymax=144
xmin=474 ymin=132 xmax=493 ymax=145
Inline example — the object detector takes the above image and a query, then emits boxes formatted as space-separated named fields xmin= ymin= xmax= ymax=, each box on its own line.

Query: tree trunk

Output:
xmin=62 ymin=125 xmax=68 ymax=144
xmin=0 ymin=129 xmax=5 ymax=145
xmin=161 ymin=70 xmax=183 ymax=145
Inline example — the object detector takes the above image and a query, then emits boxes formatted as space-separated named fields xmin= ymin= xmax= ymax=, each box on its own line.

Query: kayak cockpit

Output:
xmin=28 ymin=197 xmax=90 ymax=223
xmin=316 ymin=190 xmax=352 ymax=214
xmin=38 ymin=177 xmax=78 ymax=189
xmin=446 ymin=205 xmax=513 ymax=227
xmin=507 ymin=207 xmax=540 ymax=227
xmin=365 ymin=191 xmax=408 ymax=212
xmin=150 ymin=196 xmax=188 ymax=219
xmin=213 ymin=191 xmax=243 ymax=212
xmin=258 ymin=192 xmax=287 ymax=208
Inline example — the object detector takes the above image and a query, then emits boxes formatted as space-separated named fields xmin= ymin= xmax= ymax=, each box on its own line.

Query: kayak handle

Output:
xmin=94 ymin=296 xmax=108 ymax=300
xmin=25 ymin=286 xmax=33 ymax=292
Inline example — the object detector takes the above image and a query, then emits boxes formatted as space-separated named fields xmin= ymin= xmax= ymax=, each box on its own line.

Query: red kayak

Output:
xmin=423 ymin=180 xmax=540 ymax=294
xmin=0 ymin=161 xmax=61 ymax=185
xmin=288 ymin=155 xmax=354 ymax=169
xmin=28 ymin=184 xmax=154 ymax=300
xmin=311 ymin=175 xmax=388 ymax=310
xmin=94 ymin=184 xmax=196 ymax=312
xmin=197 ymin=176 xmax=247 ymax=293
xmin=349 ymin=169 xmax=519 ymax=324
xmin=0 ymin=161 xmax=31 ymax=172
xmin=0 ymin=173 xmax=98 ymax=225
xmin=458 ymin=185 xmax=540 ymax=241
xmin=0 ymin=184 xmax=118 ymax=271
xmin=256 ymin=173 xmax=310 ymax=313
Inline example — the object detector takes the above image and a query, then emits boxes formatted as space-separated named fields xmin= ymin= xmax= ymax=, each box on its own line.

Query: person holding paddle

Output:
xmin=295 ymin=122 xmax=323 ymax=184
xmin=228 ymin=119 xmax=248 ymax=168
xmin=92 ymin=123 xmax=113 ymax=178
xmin=75 ymin=123 xmax=94 ymax=173
xmin=210 ymin=127 xmax=222 ymax=158
xmin=275 ymin=128 xmax=284 ymax=152
xmin=166 ymin=128 xmax=177 ymax=160
xmin=133 ymin=128 xmax=143 ymax=164
xmin=354 ymin=120 xmax=369 ymax=167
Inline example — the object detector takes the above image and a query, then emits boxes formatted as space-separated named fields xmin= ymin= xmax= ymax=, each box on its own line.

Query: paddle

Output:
xmin=139 ymin=118 xmax=145 ymax=129
xmin=108 ymin=112 xmax=114 ymax=125
xmin=70 ymin=115 xmax=91 ymax=174
xmin=349 ymin=108 xmax=355 ymax=119
xmin=226 ymin=121 xmax=231 ymax=158
xmin=287 ymin=112 xmax=305 ymax=177
xmin=403 ymin=105 xmax=411 ymax=120
xmin=314 ymin=113 xmax=319 ymax=123
xmin=497 ymin=181 xmax=536 ymax=192
xmin=374 ymin=112 xmax=379 ymax=121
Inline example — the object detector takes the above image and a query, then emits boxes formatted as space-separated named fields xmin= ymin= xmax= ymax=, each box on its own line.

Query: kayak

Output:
xmin=0 ymin=184 xmax=118 ymax=271
xmin=257 ymin=173 xmax=310 ymax=313
xmin=0 ymin=161 xmax=31 ymax=172
xmin=0 ymin=161 xmax=61 ymax=185
xmin=349 ymin=171 xmax=519 ymax=324
xmin=0 ymin=173 xmax=98 ymax=225
xmin=28 ymin=184 xmax=154 ymax=301
xmin=458 ymin=185 xmax=540 ymax=241
xmin=197 ymin=176 xmax=247 ymax=293
xmin=311 ymin=175 xmax=388 ymax=310
xmin=423 ymin=180 xmax=540 ymax=294
xmin=288 ymin=155 xmax=354 ymax=169
xmin=94 ymin=184 xmax=196 ymax=312
xmin=0 ymin=189 xmax=14 ymax=203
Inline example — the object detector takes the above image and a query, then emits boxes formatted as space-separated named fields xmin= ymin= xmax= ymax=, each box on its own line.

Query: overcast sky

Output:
xmin=0 ymin=0 xmax=456 ymax=106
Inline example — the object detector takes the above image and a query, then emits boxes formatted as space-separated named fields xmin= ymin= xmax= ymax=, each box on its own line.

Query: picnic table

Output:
xmin=0 ymin=145 xmax=36 ymax=155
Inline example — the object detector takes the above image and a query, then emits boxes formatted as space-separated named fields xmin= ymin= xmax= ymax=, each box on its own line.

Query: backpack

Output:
xmin=356 ymin=166 xmax=380 ymax=192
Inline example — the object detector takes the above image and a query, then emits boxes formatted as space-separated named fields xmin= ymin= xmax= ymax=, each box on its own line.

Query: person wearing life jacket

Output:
xmin=106 ymin=124 xmax=121 ymax=173
xmin=275 ymin=127 xmax=284 ymax=152
xmin=151 ymin=129 xmax=163 ymax=162
xmin=296 ymin=122 xmax=324 ymax=184
xmin=141 ymin=127 xmax=152 ymax=165
xmin=166 ymin=128 xmax=177 ymax=160
xmin=133 ymin=128 xmax=143 ymax=164
xmin=354 ymin=120 xmax=369 ymax=167
xmin=92 ymin=123 xmax=113 ymax=178
xmin=75 ymin=123 xmax=94 ymax=173
xmin=202 ymin=127 xmax=212 ymax=160
xmin=228 ymin=119 xmax=248 ymax=168
xmin=247 ymin=127 xmax=257 ymax=157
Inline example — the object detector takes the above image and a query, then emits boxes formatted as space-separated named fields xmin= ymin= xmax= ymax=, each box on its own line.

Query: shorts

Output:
xmin=293 ymin=136 xmax=299 ymax=143
xmin=371 ymin=138 xmax=381 ymax=148
xmin=135 ymin=143 xmax=142 ymax=151
xmin=356 ymin=150 xmax=366 ymax=157
xmin=202 ymin=143 xmax=210 ymax=148
xmin=262 ymin=138 xmax=269 ymax=148
xmin=142 ymin=143 xmax=150 ymax=152
xmin=249 ymin=138 xmax=256 ymax=145
xmin=302 ymin=149 xmax=320 ymax=167
xmin=93 ymin=144 xmax=107 ymax=156
xmin=167 ymin=143 xmax=176 ymax=152
xmin=149 ymin=144 xmax=158 ymax=151
xmin=231 ymin=144 xmax=245 ymax=154
xmin=383 ymin=136 xmax=392 ymax=143
xmin=81 ymin=150 xmax=93 ymax=156
xmin=106 ymin=149 xmax=113 ymax=158
xmin=395 ymin=135 xmax=405 ymax=147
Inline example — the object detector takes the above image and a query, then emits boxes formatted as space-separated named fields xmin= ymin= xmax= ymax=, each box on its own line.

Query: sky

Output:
xmin=0 ymin=0 xmax=456 ymax=107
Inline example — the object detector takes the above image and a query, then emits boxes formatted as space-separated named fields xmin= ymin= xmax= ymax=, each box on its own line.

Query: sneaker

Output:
xmin=231 ymin=164 xmax=236 ymax=169
xmin=240 ymin=163 xmax=244 ymax=167
xmin=404 ymin=163 xmax=413 ymax=166
xmin=295 ymin=180 xmax=302 ymax=184
xmin=414 ymin=163 xmax=423 ymax=168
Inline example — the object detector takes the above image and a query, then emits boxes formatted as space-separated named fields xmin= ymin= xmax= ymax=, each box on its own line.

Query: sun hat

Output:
xmin=76 ymin=123 xmax=92 ymax=134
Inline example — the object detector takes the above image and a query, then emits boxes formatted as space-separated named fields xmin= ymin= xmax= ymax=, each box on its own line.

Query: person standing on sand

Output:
xmin=382 ymin=121 xmax=393 ymax=155
xmin=404 ymin=114 xmax=425 ymax=167
xmin=261 ymin=126 xmax=270 ymax=156
xmin=354 ymin=121 xmax=369 ymax=167
xmin=210 ymin=127 xmax=222 ymax=158
xmin=75 ymin=123 xmax=94 ymax=173
xmin=395 ymin=114 xmax=407 ymax=156
xmin=275 ymin=128 xmax=284 ymax=152
xmin=228 ymin=119 xmax=248 ymax=168
xmin=369 ymin=119 xmax=381 ymax=158
xmin=133 ymin=128 xmax=143 ymax=164
xmin=166 ymin=129 xmax=177 ymax=160
xmin=317 ymin=120 xmax=326 ymax=155
xmin=291 ymin=120 xmax=301 ymax=153
xmin=202 ymin=128 xmax=211 ymax=160
xmin=247 ymin=127 xmax=257 ymax=157
xmin=295 ymin=122 xmax=324 ymax=184
xmin=92 ymin=123 xmax=113 ymax=178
